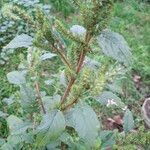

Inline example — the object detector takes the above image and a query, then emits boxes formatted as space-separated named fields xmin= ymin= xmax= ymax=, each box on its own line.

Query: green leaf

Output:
xmin=123 ymin=109 xmax=134 ymax=133
xmin=97 ymin=30 xmax=132 ymax=66
xmin=7 ymin=115 xmax=31 ymax=135
xmin=99 ymin=130 xmax=115 ymax=149
xmin=7 ymin=71 xmax=26 ymax=85
xmin=20 ymin=84 xmax=38 ymax=113
xmin=0 ymin=138 xmax=5 ymax=146
xmin=0 ymin=111 xmax=8 ymax=118
xmin=70 ymin=25 xmax=86 ymax=36
xmin=42 ymin=95 xmax=61 ymax=112
xmin=84 ymin=57 xmax=100 ymax=70
xmin=40 ymin=52 xmax=57 ymax=61
xmin=4 ymin=34 xmax=33 ymax=49
xmin=46 ymin=141 xmax=61 ymax=150
xmin=7 ymin=133 xmax=33 ymax=145
xmin=66 ymin=102 xmax=100 ymax=146
xmin=36 ymin=110 xmax=66 ymax=147
xmin=95 ymin=91 xmax=125 ymax=108
xmin=1 ymin=143 xmax=13 ymax=150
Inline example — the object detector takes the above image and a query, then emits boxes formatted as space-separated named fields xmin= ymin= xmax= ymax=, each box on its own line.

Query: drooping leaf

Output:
xmin=40 ymin=52 xmax=57 ymax=61
xmin=20 ymin=84 xmax=38 ymax=113
xmin=7 ymin=71 xmax=26 ymax=85
xmin=123 ymin=109 xmax=134 ymax=133
xmin=95 ymin=91 xmax=125 ymax=108
xmin=66 ymin=102 xmax=100 ymax=146
xmin=7 ymin=115 xmax=31 ymax=135
xmin=36 ymin=110 xmax=66 ymax=147
xmin=97 ymin=30 xmax=132 ymax=65
xmin=4 ymin=34 xmax=33 ymax=49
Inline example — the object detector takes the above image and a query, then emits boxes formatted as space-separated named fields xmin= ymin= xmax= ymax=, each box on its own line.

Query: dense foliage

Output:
xmin=0 ymin=0 xmax=150 ymax=150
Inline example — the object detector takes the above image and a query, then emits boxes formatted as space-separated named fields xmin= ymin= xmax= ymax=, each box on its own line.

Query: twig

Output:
xmin=50 ymin=45 xmax=72 ymax=70
xmin=35 ymin=82 xmax=46 ymax=114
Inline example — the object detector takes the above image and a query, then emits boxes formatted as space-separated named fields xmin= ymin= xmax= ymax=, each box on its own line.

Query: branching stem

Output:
xmin=61 ymin=32 xmax=92 ymax=109
xmin=50 ymin=45 xmax=72 ymax=69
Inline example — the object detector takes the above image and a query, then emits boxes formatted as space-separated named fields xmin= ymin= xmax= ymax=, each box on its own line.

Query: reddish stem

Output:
xmin=60 ymin=32 xmax=92 ymax=108
xmin=35 ymin=83 xmax=46 ymax=114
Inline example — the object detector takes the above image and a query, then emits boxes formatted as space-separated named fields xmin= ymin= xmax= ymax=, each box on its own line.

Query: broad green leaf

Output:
xmin=95 ymin=91 xmax=125 ymax=108
xmin=66 ymin=102 xmax=100 ymax=146
xmin=7 ymin=71 xmax=26 ymax=85
xmin=97 ymin=30 xmax=132 ymax=65
xmin=20 ymin=84 xmax=38 ymax=113
xmin=99 ymin=130 xmax=115 ymax=149
xmin=123 ymin=109 xmax=134 ymax=133
xmin=36 ymin=110 xmax=66 ymax=147
xmin=7 ymin=115 xmax=31 ymax=135
xmin=4 ymin=34 xmax=33 ymax=49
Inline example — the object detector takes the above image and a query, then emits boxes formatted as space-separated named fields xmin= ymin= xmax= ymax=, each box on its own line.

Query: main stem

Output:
xmin=61 ymin=32 xmax=92 ymax=107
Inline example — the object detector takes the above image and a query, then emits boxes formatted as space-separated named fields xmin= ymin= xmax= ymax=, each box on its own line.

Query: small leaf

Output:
xmin=66 ymin=102 xmax=100 ymax=146
xmin=40 ymin=52 xmax=57 ymax=61
xmin=4 ymin=34 xmax=33 ymax=49
xmin=36 ymin=110 xmax=65 ymax=147
xmin=7 ymin=71 xmax=26 ymax=85
xmin=70 ymin=25 xmax=86 ymax=36
xmin=97 ymin=30 xmax=132 ymax=65
xmin=0 ymin=111 xmax=8 ymax=118
xmin=84 ymin=57 xmax=101 ymax=70
xmin=59 ymin=70 xmax=67 ymax=87
xmin=123 ymin=109 xmax=134 ymax=133
xmin=3 ymin=95 xmax=15 ymax=106
xmin=95 ymin=91 xmax=125 ymax=108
